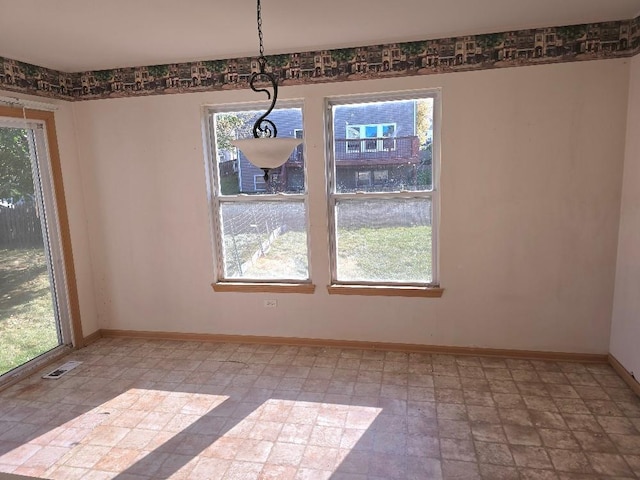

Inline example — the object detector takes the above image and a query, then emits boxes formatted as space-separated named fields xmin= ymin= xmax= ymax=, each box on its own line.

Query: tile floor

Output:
xmin=0 ymin=338 xmax=639 ymax=479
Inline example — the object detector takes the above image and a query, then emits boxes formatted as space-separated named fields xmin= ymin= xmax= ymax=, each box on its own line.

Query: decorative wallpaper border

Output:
xmin=1 ymin=17 xmax=639 ymax=101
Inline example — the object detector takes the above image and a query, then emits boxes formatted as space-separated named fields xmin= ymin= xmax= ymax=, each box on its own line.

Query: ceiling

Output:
xmin=1 ymin=0 xmax=640 ymax=72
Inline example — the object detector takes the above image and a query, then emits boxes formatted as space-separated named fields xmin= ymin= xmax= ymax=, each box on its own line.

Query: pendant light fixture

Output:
xmin=231 ymin=0 xmax=302 ymax=182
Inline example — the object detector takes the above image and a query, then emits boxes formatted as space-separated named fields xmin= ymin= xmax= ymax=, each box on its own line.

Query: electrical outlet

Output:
xmin=264 ymin=299 xmax=277 ymax=308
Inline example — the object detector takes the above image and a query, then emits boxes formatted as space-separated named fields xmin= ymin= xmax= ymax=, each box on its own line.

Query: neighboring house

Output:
xmin=333 ymin=100 xmax=421 ymax=191
xmin=237 ymin=101 xmax=423 ymax=193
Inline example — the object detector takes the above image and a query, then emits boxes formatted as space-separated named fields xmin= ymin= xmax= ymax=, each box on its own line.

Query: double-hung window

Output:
xmin=206 ymin=103 xmax=311 ymax=287
xmin=327 ymin=92 xmax=440 ymax=292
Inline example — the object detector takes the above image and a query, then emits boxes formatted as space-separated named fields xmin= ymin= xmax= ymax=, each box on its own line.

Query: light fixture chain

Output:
xmin=257 ymin=0 xmax=265 ymax=59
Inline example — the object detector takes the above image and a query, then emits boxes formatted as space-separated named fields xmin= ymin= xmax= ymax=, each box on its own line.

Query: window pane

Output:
xmin=364 ymin=125 xmax=377 ymax=138
xmin=220 ymin=201 xmax=308 ymax=280
xmin=0 ymin=127 xmax=61 ymax=375
xmin=333 ymin=99 xmax=433 ymax=193
xmin=214 ymin=107 xmax=305 ymax=195
xmin=346 ymin=126 xmax=360 ymax=139
xmin=382 ymin=125 xmax=395 ymax=137
xmin=335 ymin=198 xmax=433 ymax=284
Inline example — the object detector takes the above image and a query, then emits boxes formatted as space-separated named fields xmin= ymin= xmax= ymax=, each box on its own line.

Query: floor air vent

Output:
xmin=42 ymin=361 xmax=82 ymax=379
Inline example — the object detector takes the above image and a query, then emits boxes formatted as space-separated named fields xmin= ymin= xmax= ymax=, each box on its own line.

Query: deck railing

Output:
xmin=284 ymin=135 xmax=420 ymax=164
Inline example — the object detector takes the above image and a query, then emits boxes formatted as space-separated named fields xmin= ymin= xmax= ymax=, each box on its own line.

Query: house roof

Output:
xmin=0 ymin=0 xmax=639 ymax=72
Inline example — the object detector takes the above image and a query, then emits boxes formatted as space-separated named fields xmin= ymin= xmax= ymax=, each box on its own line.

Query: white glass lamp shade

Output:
xmin=232 ymin=137 xmax=303 ymax=169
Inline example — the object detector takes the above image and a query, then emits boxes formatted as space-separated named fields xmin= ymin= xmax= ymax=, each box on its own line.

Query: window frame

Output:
xmin=204 ymin=100 xmax=314 ymax=289
xmin=0 ymin=107 xmax=85 ymax=386
xmin=253 ymin=174 xmax=267 ymax=192
xmin=325 ymin=90 xmax=441 ymax=289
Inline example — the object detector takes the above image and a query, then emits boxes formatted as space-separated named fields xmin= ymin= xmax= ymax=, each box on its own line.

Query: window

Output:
xmin=253 ymin=174 xmax=266 ymax=192
xmin=356 ymin=171 xmax=372 ymax=187
xmin=373 ymin=170 xmax=389 ymax=183
xmin=207 ymin=103 xmax=311 ymax=284
xmin=328 ymin=93 xmax=438 ymax=286
xmin=0 ymin=110 xmax=82 ymax=379
xmin=345 ymin=123 xmax=397 ymax=153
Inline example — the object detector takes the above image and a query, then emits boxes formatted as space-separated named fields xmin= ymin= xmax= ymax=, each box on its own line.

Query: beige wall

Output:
xmin=611 ymin=55 xmax=640 ymax=374
xmin=0 ymin=92 xmax=99 ymax=339
xmin=70 ymin=59 xmax=629 ymax=354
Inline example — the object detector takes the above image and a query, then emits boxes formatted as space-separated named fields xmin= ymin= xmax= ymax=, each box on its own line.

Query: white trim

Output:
xmin=431 ymin=89 xmax=442 ymax=285
xmin=326 ymin=90 xmax=440 ymax=287
xmin=30 ymin=123 xmax=73 ymax=346
xmin=204 ymin=102 xmax=311 ymax=283
xmin=0 ymin=96 xmax=58 ymax=112
xmin=201 ymin=108 xmax=223 ymax=288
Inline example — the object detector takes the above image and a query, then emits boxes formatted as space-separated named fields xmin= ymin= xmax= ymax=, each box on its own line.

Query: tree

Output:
xmin=203 ymin=60 xmax=227 ymax=73
xmin=416 ymin=99 xmax=433 ymax=147
xmin=266 ymin=54 xmax=290 ymax=68
xmin=147 ymin=64 xmax=170 ymax=78
xmin=400 ymin=41 xmax=426 ymax=57
xmin=556 ymin=25 xmax=586 ymax=53
xmin=20 ymin=63 xmax=39 ymax=78
xmin=477 ymin=33 xmax=504 ymax=50
xmin=93 ymin=70 xmax=113 ymax=82
xmin=0 ymin=128 xmax=34 ymax=201
xmin=203 ymin=61 xmax=227 ymax=84
xmin=330 ymin=48 xmax=356 ymax=64
xmin=215 ymin=112 xmax=258 ymax=151
xmin=556 ymin=25 xmax=586 ymax=43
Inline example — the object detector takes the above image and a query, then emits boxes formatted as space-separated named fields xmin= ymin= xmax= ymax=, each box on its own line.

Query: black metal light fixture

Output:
xmin=231 ymin=0 xmax=302 ymax=182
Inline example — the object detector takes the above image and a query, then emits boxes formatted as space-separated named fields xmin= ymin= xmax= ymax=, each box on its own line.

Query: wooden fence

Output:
xmin=0 ymin=204 xmax=43 ymax=249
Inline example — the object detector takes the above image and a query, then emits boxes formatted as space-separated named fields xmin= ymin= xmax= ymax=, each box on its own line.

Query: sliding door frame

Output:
xmin=0 ymin=105 xmax=83 ymax=349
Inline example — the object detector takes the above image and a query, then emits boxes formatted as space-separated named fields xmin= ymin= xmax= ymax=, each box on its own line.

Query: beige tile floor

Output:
xmin=0 ymin=338 xmax=639 ymax=480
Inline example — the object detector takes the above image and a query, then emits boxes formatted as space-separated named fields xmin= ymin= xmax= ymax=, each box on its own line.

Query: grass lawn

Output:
xmin=220 ymin=174 xmax=240 ymax=195
xmin=337 ymin=225 xmax=432 ymax=283
xmin=0 ymin=248 xmax=59 ymax=376
xmin=223 ymin=230 xmax=309 ymax=279
xmin=223 ymin=225 xmax=432 ymax=282
xmin=243 ymin=231 xmax=309 ymax=279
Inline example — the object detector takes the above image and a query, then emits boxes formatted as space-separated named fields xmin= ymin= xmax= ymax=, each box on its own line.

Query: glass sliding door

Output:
xmin=0 ymin=118 xmax=70 ymax=376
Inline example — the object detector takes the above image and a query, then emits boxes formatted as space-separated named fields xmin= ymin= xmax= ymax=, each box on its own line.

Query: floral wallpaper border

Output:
xmin=1 ymin=17 xmax=639 ymax=101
